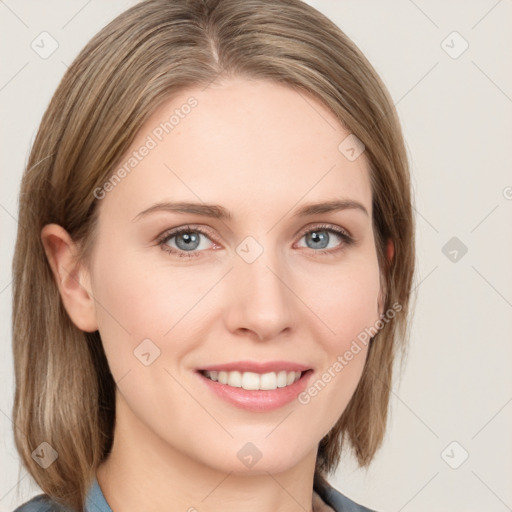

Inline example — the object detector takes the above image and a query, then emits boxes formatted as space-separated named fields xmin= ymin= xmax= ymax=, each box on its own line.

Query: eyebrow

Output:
xmin=132 ymin=199 xmax=369 ymax=222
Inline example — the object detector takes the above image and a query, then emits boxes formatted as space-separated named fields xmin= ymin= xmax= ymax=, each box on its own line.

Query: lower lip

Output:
xmin=196 ymin=370 xmax=314 ymax=412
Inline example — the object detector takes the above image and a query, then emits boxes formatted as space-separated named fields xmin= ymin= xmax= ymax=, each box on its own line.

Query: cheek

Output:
xmin=295 ymin=254 xmax=380 ymax=413
xmin=302 ymin=253 xmax=382 ymax=349
xmin=89 ymin=249 xmax=166 ymax=367
xmin=89 ymin=246 xmax=217 ymax=373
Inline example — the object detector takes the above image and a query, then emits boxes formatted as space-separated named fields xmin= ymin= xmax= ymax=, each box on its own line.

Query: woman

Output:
xmin=11 ymin=1 xmax=415 ymax=511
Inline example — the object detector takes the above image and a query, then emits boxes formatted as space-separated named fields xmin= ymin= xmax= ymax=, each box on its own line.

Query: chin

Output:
xmin=194 ymin=438 xmax=313 ymax=476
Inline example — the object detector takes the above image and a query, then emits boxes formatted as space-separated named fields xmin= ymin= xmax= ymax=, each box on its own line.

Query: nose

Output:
xmin=223 ymin=250 xmax=295 ymax=342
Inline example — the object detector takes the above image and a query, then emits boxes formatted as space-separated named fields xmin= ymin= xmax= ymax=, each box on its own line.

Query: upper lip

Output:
xmin=198 ymin=360 xmax=311 ymax=374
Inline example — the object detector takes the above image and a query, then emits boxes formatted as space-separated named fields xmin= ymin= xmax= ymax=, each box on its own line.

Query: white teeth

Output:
xmin=204 ymin=370 xmax=302 ymax=390
xmin=241 ymin=372 xmax=260 ymax=390
xmin=227 ymin=371 xmax=242 ymax=387
xmin=260 ymin=372 xmax=276 ymax=390
xmin=276 ymin=370 xmax=288 ymax=388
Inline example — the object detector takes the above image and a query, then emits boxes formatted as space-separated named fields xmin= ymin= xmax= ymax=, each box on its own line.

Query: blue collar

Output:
xmin=85 ymin=478 xmax=112 ymax=512
xmin=86 ymin=475 xmax=375 ymax=512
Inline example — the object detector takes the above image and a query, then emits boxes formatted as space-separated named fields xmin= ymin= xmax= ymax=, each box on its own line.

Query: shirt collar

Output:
xmin=85 ymin=477 xmax=112 ymax=512
xmin=86 ymin=477 xmax=336 ymax=512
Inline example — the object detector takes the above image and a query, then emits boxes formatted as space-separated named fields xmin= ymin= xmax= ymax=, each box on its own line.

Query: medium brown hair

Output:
xmin=12 ymin=0 xmax=415 ymax=510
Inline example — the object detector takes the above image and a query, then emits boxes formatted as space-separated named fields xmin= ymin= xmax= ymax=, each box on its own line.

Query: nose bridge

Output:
xmin=228 ymin=236 xmax=294 ymax=339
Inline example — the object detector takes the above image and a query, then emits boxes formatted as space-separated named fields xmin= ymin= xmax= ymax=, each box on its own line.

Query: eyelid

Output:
xmin=156 ymin=224 xmax=219 ymax=248
xmin=157 ymin=222 xmax=353 ymax=243
xmin=295 ymin=222 xmax=353 ymax=240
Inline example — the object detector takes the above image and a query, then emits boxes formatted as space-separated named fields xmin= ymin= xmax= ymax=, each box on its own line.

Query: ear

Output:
xmin=386 ymin=238 xmax=394 ymax=262
xmin=41 ymin=223 xmax=98 ymax=332
xmin=377 ymin=239 xmax=395 ymax=316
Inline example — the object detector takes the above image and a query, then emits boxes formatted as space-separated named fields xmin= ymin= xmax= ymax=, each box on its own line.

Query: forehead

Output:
xmin=98 ymin=78 xmax=372 ymax=221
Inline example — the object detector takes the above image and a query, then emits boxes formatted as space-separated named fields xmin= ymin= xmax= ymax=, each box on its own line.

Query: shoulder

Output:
xmin=315 ymin=476 xmax=379 ymax=512
xmin=12 ymin=493 xmax=72 ymax=512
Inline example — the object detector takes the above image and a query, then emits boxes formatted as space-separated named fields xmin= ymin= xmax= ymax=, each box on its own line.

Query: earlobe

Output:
xmin=41 ymin=223 xmax=98 ymax=332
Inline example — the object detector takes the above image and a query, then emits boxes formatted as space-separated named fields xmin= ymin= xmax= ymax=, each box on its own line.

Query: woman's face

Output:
xmin=85 ymin=78 xmax=383 ymax=474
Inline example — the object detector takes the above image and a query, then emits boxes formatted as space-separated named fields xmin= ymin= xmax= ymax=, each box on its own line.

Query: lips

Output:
xmin=198 ymin=360 xmax=311 ymax=373
xmin=196 ymin=363 xmax=314 ymax=412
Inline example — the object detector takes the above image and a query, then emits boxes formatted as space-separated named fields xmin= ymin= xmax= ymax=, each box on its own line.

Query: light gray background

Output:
xmin=1 ymin=1 xmax=511 ymax=511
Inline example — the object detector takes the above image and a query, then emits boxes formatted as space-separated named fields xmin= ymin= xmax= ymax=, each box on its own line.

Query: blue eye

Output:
xmin=302 ymin=229 xmax=339 ymax=250
xmin=159 ymin=226 xmax=213 ymax=258
xmin=301 ymin=224 xmax=354 ymax=256
xmin=157 ymin=223 xmax=353 ymax=259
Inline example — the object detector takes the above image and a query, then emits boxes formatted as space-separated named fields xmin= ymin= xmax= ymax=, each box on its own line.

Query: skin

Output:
xmin=42 ymin=77 xmax=392 ymax=512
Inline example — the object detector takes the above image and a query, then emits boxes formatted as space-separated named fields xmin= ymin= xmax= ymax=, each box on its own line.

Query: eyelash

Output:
xmin=156 ymin=223 xmax=354 ymax=259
